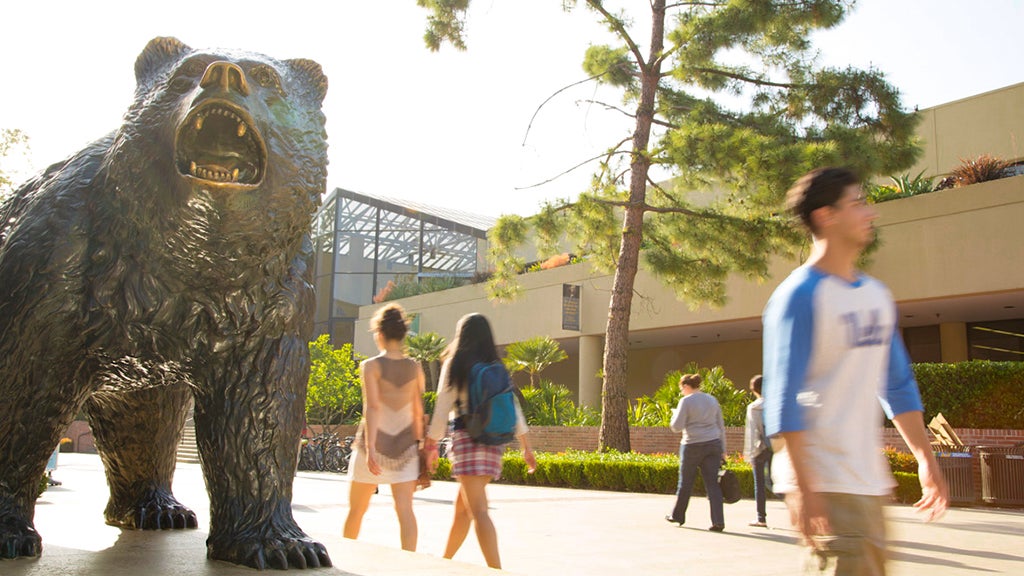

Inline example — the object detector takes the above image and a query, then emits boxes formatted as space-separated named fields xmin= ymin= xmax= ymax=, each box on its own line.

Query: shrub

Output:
xmin=431 ymin=457 xmax=452 ymax=481
xmin=949 ymin=155 xmax=1013 ymax=187
xmin=892 ymin=471 xmax=922 ymax=504
xmin=499 ymin=450 xmax=753 ymax=497
xmin=884 ymin=446 xmax=918 ymax=473
xmin=866 ymin=183 xmax=904 ymax=204
xmin=378 ymin=274 xmax=470 ymax=302
xmin=913 ymin=361 xmax=1024 ymax=429
xmin=519 ymin=380 xmax=601 ymax=426
xmin=422 ymin=391 xmax=437 ymax=421
xmin=631 ymin=364 xmax=751 ymax=427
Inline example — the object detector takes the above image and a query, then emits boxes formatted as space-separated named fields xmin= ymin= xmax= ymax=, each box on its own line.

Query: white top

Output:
xmin=743 ymin=397 xmax=769 ymax=461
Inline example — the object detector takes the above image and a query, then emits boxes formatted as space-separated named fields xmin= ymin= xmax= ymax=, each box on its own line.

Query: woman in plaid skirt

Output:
xmin=425 ymin=313 xmax=536 ymax=569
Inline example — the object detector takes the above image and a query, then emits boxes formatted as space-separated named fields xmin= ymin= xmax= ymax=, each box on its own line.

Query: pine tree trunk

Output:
xmin=597 ymin=0 xmax=666 ymax=453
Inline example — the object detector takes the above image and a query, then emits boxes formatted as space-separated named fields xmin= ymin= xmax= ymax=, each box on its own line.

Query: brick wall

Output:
xmin=63 ymin=421 xmax=1022 ymax=457
xmin=527 ymin=426 xmax=1024 ymax=456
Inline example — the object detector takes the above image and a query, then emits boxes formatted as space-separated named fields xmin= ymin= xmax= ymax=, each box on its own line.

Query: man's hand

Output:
xmin=785 ymin=489 xmax=832 ymax=548
xmin=914 ymin=458 xmax=949 ymax=521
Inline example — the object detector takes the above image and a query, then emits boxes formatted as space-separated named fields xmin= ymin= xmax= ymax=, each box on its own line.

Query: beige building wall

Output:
xmin=911 ymin=82 xmax=1024 ymax=177
xmin=354 ymin=84 xmax=1024 ymax=404
xmin=357 ymin=175 xmax=1024 ymax=403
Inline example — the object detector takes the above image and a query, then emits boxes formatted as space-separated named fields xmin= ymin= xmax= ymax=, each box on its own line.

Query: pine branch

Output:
xmin=577 ymin=99 xmax=680 ymax=130
xmin=585 ymin=0 xmax=647 ymax=69
xmin=665 ymin=1 xmax=727 ymax=8
xmin=513 ymin=148 xmax=631 ymax=190
xmin=689 ymin=66 xmax=798 ymax=89
xmin=523 ymin=74 xmax=608 ymax=146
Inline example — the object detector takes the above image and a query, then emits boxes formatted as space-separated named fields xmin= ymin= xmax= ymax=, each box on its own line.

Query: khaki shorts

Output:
xmin=800 ymin=493 xmax=887 ymax=576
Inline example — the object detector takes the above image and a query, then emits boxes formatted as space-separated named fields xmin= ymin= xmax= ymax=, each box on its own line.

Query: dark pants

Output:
xmin=671 ymin=439 xmax=724 ymax=528
xmin=752 ymin=449 xmax=773 ymax=522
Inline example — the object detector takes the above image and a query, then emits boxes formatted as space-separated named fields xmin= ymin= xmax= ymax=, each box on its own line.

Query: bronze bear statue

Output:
xmin=0 ymin=37 xmax=331 ymax=569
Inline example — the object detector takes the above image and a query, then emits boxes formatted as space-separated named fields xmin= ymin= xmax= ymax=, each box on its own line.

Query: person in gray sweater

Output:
xmin=665 ymin=373 xmax=727 ymax=531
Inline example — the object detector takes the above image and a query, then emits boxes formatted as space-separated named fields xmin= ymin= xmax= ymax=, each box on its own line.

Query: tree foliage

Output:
xmin=519 ymin=380 xmax=601 ymax=426
xmin=503 ymin=335 xmax=569 ymax=387
xmin=630 ymin=364 xmax=751 ymax=427
xmin=421 ymin=0 xmax=920 ymax=451
xmin=406 ymin=331 xmax=448 ymax=391
xmin=306 ymin=335 xmax=364 ymax=432
xmin=0 ymin=128 xmax=30 ymax=201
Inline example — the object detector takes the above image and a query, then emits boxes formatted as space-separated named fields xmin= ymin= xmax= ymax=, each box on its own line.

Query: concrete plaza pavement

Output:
xmin=5 ymin=452 xmax=1024 ymax=575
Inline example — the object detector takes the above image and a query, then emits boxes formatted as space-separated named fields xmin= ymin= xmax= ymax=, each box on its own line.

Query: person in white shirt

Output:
xmin=762 ymin=167 xmax=948 ymax=574
xmin=743 ymin=374 xmax=772 ymax=528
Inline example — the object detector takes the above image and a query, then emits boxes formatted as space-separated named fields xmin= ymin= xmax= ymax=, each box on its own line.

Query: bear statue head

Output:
xmin=113 ymin=37 xmax=328 ymax=226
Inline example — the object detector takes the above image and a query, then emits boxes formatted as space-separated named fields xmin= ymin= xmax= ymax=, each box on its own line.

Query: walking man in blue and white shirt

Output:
xmin=762 ymin=167 xmax=948 ymax=575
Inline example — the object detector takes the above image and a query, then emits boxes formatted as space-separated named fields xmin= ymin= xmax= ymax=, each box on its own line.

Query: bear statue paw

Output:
xmin=106 ymin=492 xmax=198 ymax=531
xmin=208 ymin=535 xmax=332 ymax=570
xmin=0 ymin=515 xmax=42 ymax=559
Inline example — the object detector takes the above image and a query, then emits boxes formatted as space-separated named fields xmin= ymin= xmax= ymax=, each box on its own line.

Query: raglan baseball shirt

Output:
xmin=762 ymin=265 xmax=924 ymax=496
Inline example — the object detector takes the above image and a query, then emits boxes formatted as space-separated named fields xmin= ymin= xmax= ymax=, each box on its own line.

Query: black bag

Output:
xmin=718 ymin=468 xmax=741 ymax=504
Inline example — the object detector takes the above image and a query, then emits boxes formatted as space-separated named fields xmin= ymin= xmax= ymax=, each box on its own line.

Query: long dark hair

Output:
xmin=443 ymin=313 xmax=500 ymax=393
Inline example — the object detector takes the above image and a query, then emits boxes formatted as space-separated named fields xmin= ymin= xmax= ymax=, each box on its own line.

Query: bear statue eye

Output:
xmin=168 ymin=58 xmax=210 ymax=92
xmin=249 ymin=65 xmax=286 ymax=96
xmin=181 ymin=58 xmax=208 ymax=77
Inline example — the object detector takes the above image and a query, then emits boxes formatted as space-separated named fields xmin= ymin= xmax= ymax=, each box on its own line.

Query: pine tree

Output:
xmin=419 ymin=0 xmax=920 ymax=451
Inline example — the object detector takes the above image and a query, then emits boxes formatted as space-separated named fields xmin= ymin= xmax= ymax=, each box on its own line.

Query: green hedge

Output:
xmin=431 ymin=450 xmax=929 ymax=504
xmin=914 ymin=361 xmax=1024 ymax=429
xmin=432 ymin=450 xmax=755 ymax=497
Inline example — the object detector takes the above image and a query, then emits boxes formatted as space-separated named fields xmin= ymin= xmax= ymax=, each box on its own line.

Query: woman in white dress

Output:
xmin=343 ymin=303 xmax=426 ymax=551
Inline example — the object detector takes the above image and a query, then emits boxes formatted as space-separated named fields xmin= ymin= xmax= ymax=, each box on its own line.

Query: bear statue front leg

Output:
xmin=195 ymin=336 xmax=331 ymax=570
xmin=0 ymin=367 xmax=90 ymax=559
xmin=83 ymin=382 xmax=198 ymax=531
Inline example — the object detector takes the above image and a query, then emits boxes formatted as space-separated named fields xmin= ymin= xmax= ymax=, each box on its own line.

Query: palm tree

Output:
xmin=503 ymin=336 xmax=568 ymax=388
xmin=405 ymin=331 xmax=447 ymax=391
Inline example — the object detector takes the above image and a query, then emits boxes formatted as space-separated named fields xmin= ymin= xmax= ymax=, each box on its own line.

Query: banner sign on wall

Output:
xmin=562 ymin=284 xmax=581 ymax=331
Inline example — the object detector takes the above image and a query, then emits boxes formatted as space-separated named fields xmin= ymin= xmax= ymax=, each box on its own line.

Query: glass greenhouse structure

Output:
xmin=312 ymin=188 xmax=494 ymax=345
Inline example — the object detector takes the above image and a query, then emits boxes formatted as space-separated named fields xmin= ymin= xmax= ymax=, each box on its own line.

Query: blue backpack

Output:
xmin=464 ymin=361 xmax=517 ymax=446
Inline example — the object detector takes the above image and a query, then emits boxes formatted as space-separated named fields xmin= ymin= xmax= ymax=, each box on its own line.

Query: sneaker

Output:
xmin=748 ymin=520 xmax=767 ymax=528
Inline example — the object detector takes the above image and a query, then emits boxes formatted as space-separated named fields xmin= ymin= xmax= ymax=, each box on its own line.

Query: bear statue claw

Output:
xmin=209 ymin=537 xmax=332 ymax=570
xmin=0 ymin=517 xmax=42 ymax=559
xmin=106 ymin=493 xmax=198 ymax=531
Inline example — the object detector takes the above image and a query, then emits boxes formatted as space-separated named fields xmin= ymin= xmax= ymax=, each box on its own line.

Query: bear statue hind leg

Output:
xmin=84 ymin=380 xmax=198 ymax=531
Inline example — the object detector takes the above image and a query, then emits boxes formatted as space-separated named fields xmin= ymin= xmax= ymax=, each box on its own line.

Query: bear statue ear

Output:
xmin=287 ymin=58 xmax=328 ymax=104
xmin=135 ymin=37 xmax=193 ymax=88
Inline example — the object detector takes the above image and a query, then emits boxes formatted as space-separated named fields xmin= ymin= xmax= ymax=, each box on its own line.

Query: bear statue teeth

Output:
xmin=189 ymin=162 xmax=240 ymax=183
xmin=176 ymin=102 xmax=264 ymax=187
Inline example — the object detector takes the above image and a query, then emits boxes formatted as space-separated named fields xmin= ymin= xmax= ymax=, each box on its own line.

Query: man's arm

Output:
xmin=884 ymin=330 xmax=948 ymax=521
xmin=778 ymin=430 xmax=830 ymax=544
xmin=892 ymin=410 xmax=949 ymax=521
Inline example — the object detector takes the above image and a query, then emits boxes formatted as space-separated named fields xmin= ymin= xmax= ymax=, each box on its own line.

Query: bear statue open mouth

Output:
xmin=175 ymin=100 xmax=266 ymax=188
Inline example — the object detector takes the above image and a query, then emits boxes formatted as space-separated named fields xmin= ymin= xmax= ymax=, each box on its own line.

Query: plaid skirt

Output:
xmin=450 ymin=429 xmax=505 ymax=479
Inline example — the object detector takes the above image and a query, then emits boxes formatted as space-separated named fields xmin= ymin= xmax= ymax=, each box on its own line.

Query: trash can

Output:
xmin=933 ymin=446 xmax=975 ymax=505
xmin=978 ymin=445 xmax=1024 ymax=507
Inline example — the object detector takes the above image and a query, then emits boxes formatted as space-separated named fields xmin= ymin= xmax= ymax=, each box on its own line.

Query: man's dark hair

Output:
xmin=785 ymin=167 xmax=861 ymax=234
xmin=749 ymin=375 xmax=763 ymax=395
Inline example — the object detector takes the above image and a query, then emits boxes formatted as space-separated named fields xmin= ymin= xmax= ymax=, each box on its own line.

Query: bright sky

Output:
xmin=1 ymin=0 xmax=1020 ymax=217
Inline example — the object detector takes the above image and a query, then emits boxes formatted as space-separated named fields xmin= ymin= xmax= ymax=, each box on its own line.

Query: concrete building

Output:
xmin=318 ymin=83 xmax=1024 ymax=406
